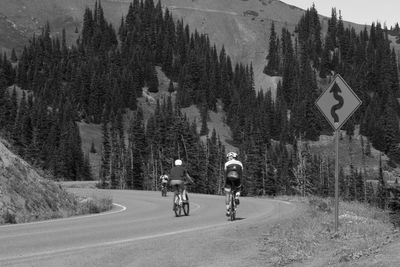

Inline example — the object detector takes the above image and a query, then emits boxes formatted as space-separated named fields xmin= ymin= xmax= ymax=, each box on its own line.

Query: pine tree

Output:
xmin=10 ymin=49 xmax=17 ymax=63
xmin=281 ymin=28 xmax=296 ymax=107
xmin=100 ymin=119 xmax=111 ymax=188
xmin=168 ymin=79 xmax=175 ymax=95
xmin=128 ymin=108 xmax=147 ymax=189
xmin=199 ymin=104 xmax=208 ymax=136
xmin=147 ymin=64 xmax=159 ymax=93
xmin=205 ymin=129 xmax=220 ymax=194
xmin=292 ymin=140 xmax=313 ymax=196
xmin=264 ymin=22 xmax=280 ymax=76
xmin=12 ymin=92 xmax=28 ymax=156
xmin=319 ymin=40 xmax=331 ymax=78
xmin=0 ymin=70 xmax=7 ymax=130
xmin=7 ymin=87 xmax=18 ymax=134
xmin=377 ymin=154 xmax=388 ymax=209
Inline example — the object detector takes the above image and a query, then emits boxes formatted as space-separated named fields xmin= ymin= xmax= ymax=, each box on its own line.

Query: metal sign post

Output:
xmin=334 ymin=124 xmax=339 ymax=232
xmin=315 ymin=74 xmax=362 ymax=233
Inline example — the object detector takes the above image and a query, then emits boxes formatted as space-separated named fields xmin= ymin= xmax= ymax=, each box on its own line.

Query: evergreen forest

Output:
xmin=0 ymin=1 xmax=399 ymax=210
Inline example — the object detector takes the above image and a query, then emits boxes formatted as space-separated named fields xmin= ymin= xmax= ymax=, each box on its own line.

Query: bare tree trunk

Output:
xmin=302 ymin=157 xmax=305 ymax=197
xmin=129 ymin=143 xmax=133 ymax=189
xmin=361 ymin=136 xmax=367 ymax=202
xmin=158 ymin=148 xmax=163 ymax=174
xmin=218 ymin=152 xmax=222 ymax=195
xmin=326 ymin=158 xmax=331 ymax=197
xmin=217 ymin=143 xmax=223 ymax=195
xmin=150 ymin=145 xmax=155 ymax=191
xmin=319 ymin=155 xmax=323 ymax=195
xmin=155 ymin=159 xmax=158 ymax=191
xmin=120 ymin=150 xmax=126 ymax=190
xmin=263 ymin=147 xmax=267 ymax=196
xmin=205 ymin=141 xmax=209 ymax=193
xmin=181 ymin=135 xmax=189 ymax=164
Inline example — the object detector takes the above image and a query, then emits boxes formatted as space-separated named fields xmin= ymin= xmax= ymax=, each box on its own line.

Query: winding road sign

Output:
xmin=315 ymin=74 xmax=362 ymax=232
xmin=315 ymin=74 xmax=362 ymax=130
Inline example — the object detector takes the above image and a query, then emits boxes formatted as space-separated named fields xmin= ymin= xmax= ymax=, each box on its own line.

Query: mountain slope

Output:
xmin=0 ymin=138 xmax=78 ymax=223
xmin=0 ymin=0 xmax=368 ymax=95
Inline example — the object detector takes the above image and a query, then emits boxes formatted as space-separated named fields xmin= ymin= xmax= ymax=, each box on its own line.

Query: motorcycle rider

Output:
xmin=169 ymin=159 xmax=193 ymax=210
xmin=224 ymin=151 xmax=243 ymax=216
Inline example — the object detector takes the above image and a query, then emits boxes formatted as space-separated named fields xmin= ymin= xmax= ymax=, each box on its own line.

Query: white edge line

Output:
xmin=0 ymin=203 xmax=126 ymax=228
xmin=0 ymin=202 xmax=207 ymax=263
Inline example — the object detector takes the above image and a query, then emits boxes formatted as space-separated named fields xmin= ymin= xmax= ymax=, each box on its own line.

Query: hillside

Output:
xmin=78 ymin=65 xmax=389 ymax=181
xmin=0 ymin=136 xmax=114 ymax=224
xmin=0 ymin=0 xmax=368 ymax=97
xmin=0 ymin=138 xmax=78 ymax=223
xmin=308 ymin=126 xmax=389 ymax=175
xmin=138 ymin=66 xmax=236 ymax=152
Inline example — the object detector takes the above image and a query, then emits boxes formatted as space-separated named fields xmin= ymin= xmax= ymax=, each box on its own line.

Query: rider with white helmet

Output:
xmin=169 ymin=159 xmax=193 ymax=210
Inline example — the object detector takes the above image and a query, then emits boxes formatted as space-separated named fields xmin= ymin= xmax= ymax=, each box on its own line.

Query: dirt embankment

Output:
xmin=0 ymin=139 xmax=112 ymax=224
xmin=0 ymin=139 xmax=78 ymax=223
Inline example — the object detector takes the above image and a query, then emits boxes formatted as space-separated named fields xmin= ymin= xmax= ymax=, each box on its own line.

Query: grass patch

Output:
xmin=76 ymin=195 xmax=114 ymax=215
xmin=59 ymin=181 xmax=98 ymax=189
xmin=260 ymin=196 xmax=396 ymax=266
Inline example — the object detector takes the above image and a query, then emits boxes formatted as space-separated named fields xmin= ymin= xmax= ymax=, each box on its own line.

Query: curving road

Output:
xmin=0 ymin=189 xmax=298 ymax=267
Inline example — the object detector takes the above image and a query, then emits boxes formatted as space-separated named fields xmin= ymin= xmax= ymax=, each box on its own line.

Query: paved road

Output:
xmin=0 ymin=189 xmax=297 ymax=267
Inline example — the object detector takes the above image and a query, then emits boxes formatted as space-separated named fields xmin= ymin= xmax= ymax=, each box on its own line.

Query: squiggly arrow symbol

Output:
xmin=330 ymin=82 xmax=344 ymax=123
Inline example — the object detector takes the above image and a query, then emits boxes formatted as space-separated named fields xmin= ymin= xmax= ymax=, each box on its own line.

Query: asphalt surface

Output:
xmin=0 ymin=189 xmax=298 ymax=267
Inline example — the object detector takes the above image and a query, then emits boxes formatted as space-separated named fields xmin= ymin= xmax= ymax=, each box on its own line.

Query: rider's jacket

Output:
xmin=169 ymin=166 xmax=188 ymax=181
xmin=224 ymin=159 xmax=243 ymax=180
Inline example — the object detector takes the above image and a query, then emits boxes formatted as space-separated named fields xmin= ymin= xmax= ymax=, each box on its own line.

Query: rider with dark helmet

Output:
xmin=169 ymin=159 xmax=193 ymax=210
xmin=224 ymin=151 xmax=243 ymax=216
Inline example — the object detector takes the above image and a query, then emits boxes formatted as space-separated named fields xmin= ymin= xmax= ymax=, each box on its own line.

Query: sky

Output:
xmin=282 ymin=0 xmax=400 ymax=27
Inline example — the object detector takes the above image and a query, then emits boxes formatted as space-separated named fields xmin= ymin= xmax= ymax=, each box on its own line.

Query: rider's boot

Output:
xmin=226 ymin=204 xmax=230 ymax=217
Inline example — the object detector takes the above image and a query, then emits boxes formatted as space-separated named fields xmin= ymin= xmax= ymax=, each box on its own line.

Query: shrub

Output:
xmin=3 ymin=210 xmax=16 ymax=224
xmin=77 ymin=196 xmax=113 ymax=215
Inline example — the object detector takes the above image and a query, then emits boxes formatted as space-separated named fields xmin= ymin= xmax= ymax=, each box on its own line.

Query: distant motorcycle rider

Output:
xmin=224 ymin=152 xmax=243 ymax=216
xmin=169 ymin=159 xmax=193 ymax=210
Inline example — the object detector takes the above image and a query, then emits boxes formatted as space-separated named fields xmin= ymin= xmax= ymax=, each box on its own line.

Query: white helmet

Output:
xmin=226 ymin=152 xmax=238 ymax=159
xmin=175 ymin=159 xmax=182 ymax=166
